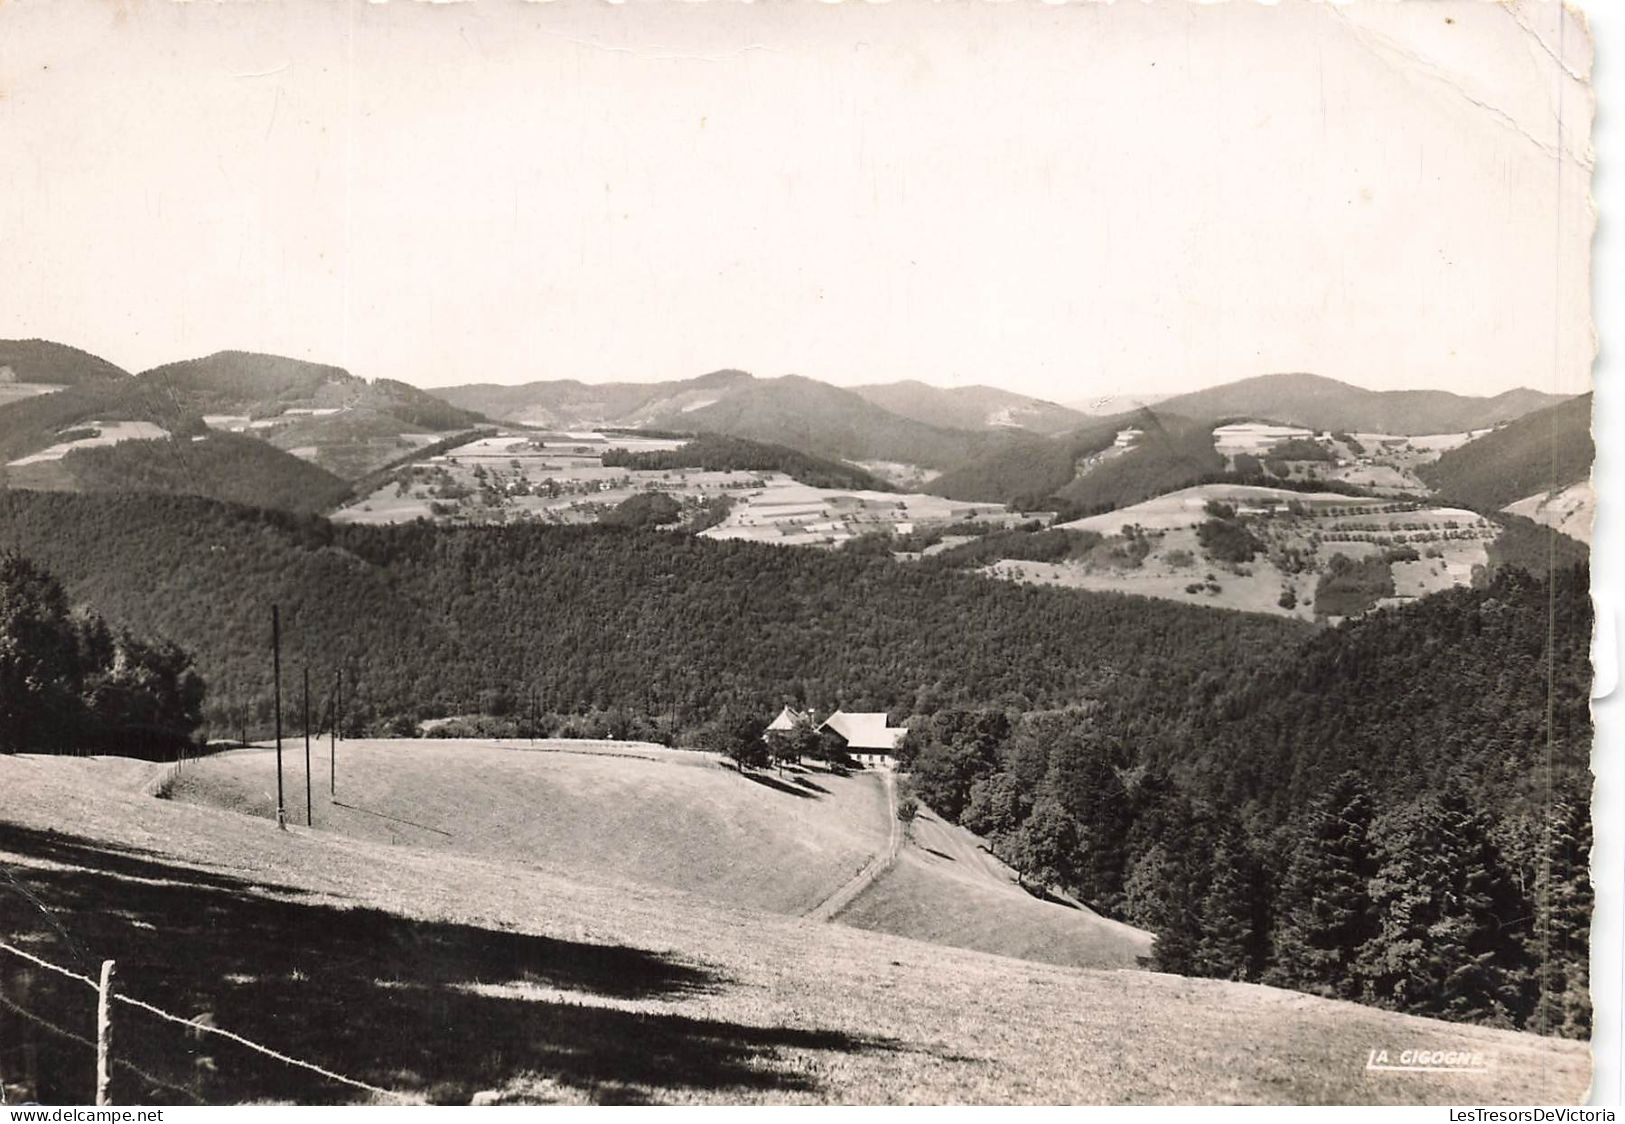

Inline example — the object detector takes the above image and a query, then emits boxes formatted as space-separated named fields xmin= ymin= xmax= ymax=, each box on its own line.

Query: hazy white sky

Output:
xmin=0 ymin=0 xmax=1594 ymax=399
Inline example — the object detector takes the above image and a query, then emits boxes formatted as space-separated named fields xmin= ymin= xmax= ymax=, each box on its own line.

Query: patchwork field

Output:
xmin=1208 ymin=425 xmax=1491 ymax=495
xmin=0 ymin=753 xmax=1589 ymax=1105
xmin=992 ymin=484 xmax=1498 ymax=620
xmin=332 ymin=431 xmax=1017 ymax=544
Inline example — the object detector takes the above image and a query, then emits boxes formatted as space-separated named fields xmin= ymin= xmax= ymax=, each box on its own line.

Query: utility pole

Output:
xmin=335 ymin=666 xmax=343 ymax=742
xmin=303 ymin=665 xmax=313 ymax=827
xmin=273 ymin=605 xmax=285 ymax=830
xmin=331 ymin=668 xmax=339 ymax=796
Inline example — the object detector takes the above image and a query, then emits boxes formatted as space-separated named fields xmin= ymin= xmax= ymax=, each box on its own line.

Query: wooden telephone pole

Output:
xmin=331 ymin=668 xmax=340 ymax=796
xmin=303 ymin=665 xmax=313 ymax=827
xmin=273 ymin=605 xmax=285 ymax=830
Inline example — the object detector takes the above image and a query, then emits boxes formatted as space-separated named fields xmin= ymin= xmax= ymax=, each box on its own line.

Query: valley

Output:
xmin=333 ymin=429 xmax=1022 ymax=546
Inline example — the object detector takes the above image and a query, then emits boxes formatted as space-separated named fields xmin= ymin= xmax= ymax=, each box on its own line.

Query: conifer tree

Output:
xmin=1046 ymin=729 xmax=1131 ymax=911
xmin=1528 ymin=792 xmax=1592 ymax=1038
xmin=1267 ymin=772 xmax=1377 ymax=999
xmin=1357 ymin=784 xmax=1530 ymax=1026
xmin=1193 ymin=817 xmax=1263 ymax=981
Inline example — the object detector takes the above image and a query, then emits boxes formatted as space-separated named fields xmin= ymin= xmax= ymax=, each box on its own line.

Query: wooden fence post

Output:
xmin=95 ymin=959 xmax=116 ymax=1106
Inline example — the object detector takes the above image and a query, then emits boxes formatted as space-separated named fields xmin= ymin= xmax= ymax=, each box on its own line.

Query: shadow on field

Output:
xmin=735 ymin=770 xmax=816 ymax=799
xmin=0 ymin=823 xmax=893 ymax=1106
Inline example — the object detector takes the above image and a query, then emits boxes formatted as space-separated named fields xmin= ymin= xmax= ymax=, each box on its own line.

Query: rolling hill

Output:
xmin=1154 ymin=373 xmax=1570 ymax=435
xmin=849 ymin=381 xmax=1088 ymax=436
xmin=432 ymin=369 xmax=757 ymax=427
xmin=165 ymin=737 xmax=1150 ymax=970
xmin=0 ymin=349 xmax=488 ymax=498
xmin=3 ymin=430 xmax=352 ymax=514
xmin=921 ymin=415 xmax=1124 ymax=507
xmin=144 ymin=355 xmax=483 ymax=434
xmin=1052 ymin=411 xmax=1225 ymax=513
xmin=926 ymin=408 xmax=1231 ymax=515
xmin=640 ymin=375 xmax=1017 ymax=470
xmin=434 ymin=371 xmax=1022 ymax=471
xmin=0 ymin=338 xmax=129 ymax=387
xmin=0 ymin=752 xmax=1590 ymax=1104
xmin=1416 ymin=393 xmax=1594 ymax=513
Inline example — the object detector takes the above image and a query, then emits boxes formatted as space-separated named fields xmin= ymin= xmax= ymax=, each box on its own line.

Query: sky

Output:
xmin=0 ymin=0 xmax=1595 ymax=401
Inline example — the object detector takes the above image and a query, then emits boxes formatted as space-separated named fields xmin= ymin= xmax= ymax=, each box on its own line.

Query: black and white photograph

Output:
xmin=0 ymin=0 xmax=1608 ymax=1109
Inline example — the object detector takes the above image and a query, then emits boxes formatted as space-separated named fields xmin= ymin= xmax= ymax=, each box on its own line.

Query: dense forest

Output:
xmin=1418 ymin=394 xmax=1593 ymax=512
xmin=53 ymin=433 xmax=352 ymax=514
xmin=0 ymin=488 xmax=1591 ymax=1037
xmin=0 ymin=491 xmax=1304 ymax=738
xmin=902 ymin=567 xmax=1591 ymax=1037
xmin=1053 ymin=413 xmax=1226 ymax=512
xmin=600 ymin=433 xmax=893 ymax=491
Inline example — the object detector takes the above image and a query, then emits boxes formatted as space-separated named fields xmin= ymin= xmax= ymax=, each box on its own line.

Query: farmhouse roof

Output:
xmin=765 ymin=705 xmax=808 ymax=732
xmin=818 ymin=710 xmax=908 ymax=751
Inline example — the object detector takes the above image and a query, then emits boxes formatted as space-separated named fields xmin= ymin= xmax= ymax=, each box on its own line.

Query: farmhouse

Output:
xmin=817 ymin=710 xmax=908 ymax=767
xmin=761 ymin=706 xmax=909 ymax=767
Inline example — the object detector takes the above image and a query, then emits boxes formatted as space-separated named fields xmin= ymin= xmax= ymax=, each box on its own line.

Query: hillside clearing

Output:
xmin=0 ymin=754 xmax=1589 ymax=1105
xmin=1504 ymin=481 xmax=1594 ymax=546
xmin=165 ymin=739 xmax=1151 ymax=971
xmin=838 ymin=803 xmax=1153 ymax=971
xmin=165 ymin=739 xmax=886 ymax=916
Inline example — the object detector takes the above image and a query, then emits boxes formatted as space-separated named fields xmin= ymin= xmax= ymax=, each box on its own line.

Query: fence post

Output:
xmin=95 ymin=959 xmax=116 ymax=1106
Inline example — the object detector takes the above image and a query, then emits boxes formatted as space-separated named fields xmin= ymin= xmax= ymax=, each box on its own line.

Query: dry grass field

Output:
xmin=0 ymin=753 xmax=1589 ymax=1105
xmin=165 ymin=738 xmax=886 ymax=916
xmin=162 ymin=739 xmax=1151 ymax=972
xmin=837 ymin=802 xmax=1153 ymax=970
xmin=1505 ymin=481 xmax=1594 ymax=546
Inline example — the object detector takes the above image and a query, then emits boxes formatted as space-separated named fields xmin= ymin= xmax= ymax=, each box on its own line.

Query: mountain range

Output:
xmin=0 ymin=339 xmax=1584 ymax=525
xmin=0 ymin=346 xmax=487 ymax=486
xmin=1153 ymin=373 xmax=1567 ymax=434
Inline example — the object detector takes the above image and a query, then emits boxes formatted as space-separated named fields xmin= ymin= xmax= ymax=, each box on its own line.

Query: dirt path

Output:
xmin=802 ymin=769 xmax=899 ymax=923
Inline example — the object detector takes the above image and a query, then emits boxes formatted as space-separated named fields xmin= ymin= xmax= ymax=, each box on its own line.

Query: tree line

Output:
xmin=0 ymin=551 xmax=204 ymax=758
xmin=0 ymin=491 xmax=1304 ymax=739
xmin=899 ymin=566 xmax=1591 ymax=1037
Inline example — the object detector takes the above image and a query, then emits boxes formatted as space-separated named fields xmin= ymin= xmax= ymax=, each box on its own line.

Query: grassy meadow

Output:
xmin=0 ymin=752 xmax=1591 ymax=1105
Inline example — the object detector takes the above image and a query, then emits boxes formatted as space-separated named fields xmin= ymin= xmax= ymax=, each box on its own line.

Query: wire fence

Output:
xmin=0 ymin=938 xmax=406 ymax=1105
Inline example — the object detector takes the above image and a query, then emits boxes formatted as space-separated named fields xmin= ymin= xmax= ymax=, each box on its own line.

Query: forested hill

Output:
xmin=1154 ymin=373 xmax=1570 ymax=435
xmin=600 ymin=432 xmax=894 ymax=491
xmin=45 ymin=432 xmax=352 ymax=515
xmin=1418 ymin=393 xmax=1593 ymax=512
xmin=901 ymin=566 xmax=1591 ymax=1036
xmin=1171 ymin=567 xmax=1591 ymax=816
xmin=0 ymin=490 xmax=1303 ymax=736
xmin=0 ymin=339 xmax=130 ymax=385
